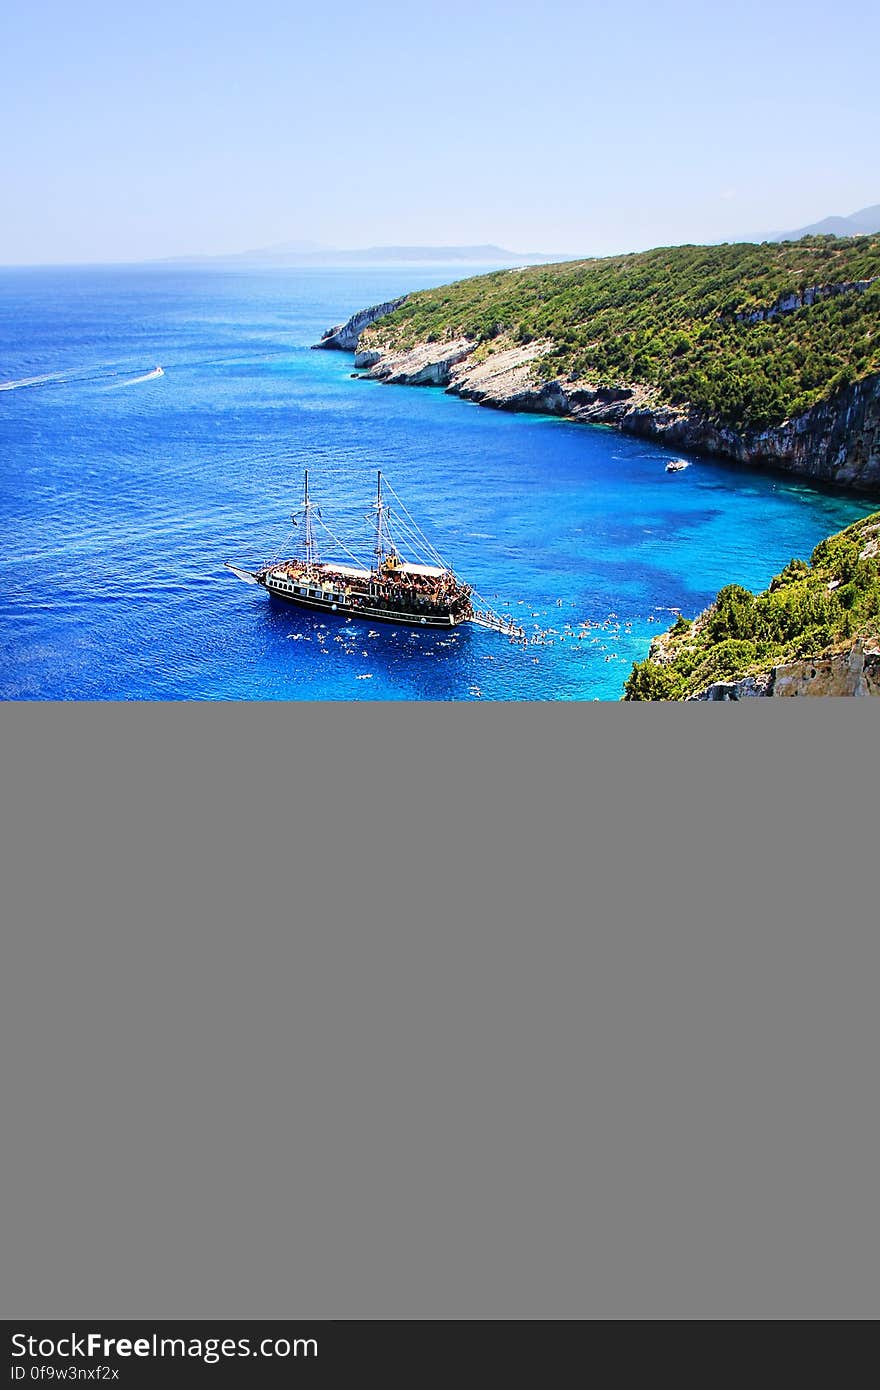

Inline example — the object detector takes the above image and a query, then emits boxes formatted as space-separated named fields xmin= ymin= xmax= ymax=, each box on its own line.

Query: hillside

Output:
xmin=332 ymin=237 xmax=880 ymax=489
xmin=358 ymin=237 xmax=879 ymax=430
xmin=623 ymin=511 xmax=880 ymax=700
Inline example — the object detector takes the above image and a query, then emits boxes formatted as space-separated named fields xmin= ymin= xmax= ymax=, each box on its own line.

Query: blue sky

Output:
xmin=2 ymin=0 xmax=878 ymax=263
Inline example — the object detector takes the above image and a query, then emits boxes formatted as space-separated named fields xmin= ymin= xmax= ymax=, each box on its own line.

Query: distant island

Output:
xmin=623 ymin=511 xmax=880 ymax=699
xmin=316 ymin=235 xmax=880 ymax=491
xmin=164 ymin=242 xmax=575 ymax=268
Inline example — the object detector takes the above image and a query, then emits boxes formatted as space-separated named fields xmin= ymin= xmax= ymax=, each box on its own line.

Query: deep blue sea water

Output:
xmin=1 ymin=264 xmax=876 ymax=700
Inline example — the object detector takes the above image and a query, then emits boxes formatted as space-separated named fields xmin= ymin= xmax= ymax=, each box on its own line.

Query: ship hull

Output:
xmin=263 ymin=581 xmax=467 ymax=628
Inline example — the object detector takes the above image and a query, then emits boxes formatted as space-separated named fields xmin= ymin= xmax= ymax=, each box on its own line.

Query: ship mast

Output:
xmin=372 ymin=470 xmax=392 ymax=572
xmin=302 ymin=468 xmax=318 ymax=570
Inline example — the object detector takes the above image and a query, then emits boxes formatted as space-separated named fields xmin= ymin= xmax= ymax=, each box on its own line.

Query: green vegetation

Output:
xmin=359 ymin=237 xmax=880 ymax=432
xmin=623 ymin=511 xmax=880 ymax=699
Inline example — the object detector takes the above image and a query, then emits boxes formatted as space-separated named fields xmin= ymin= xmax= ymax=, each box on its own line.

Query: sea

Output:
xmin=1 ymin=263 xmax=876 ymax=701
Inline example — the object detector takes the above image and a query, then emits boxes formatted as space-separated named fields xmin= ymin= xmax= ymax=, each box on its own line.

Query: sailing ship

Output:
xmin=226 ymin=470 xmax=523 ymax=636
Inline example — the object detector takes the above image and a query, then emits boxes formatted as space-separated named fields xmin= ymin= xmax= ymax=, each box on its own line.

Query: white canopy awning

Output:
xmin=395 ymin=562 xmax=447 ymax=577
xmin=319 ymin=562 xmax=370 ymax=578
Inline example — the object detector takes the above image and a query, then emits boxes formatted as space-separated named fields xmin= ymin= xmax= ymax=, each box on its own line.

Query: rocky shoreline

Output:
xmin=315 ymin=299 xmax=880 ymax=492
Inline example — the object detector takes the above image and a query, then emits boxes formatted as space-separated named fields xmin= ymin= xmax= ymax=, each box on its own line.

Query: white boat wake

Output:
xmin=1 ymin=364 xmax=164 ymax=392
xmin=0 ymin=368 xmax=81 ymax=392
xmin=109 ymin=366 xmax=164 ymax=388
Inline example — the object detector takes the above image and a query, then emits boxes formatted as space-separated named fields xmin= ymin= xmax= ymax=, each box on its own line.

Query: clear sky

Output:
xmin=2 ymin=0 xmax=878 ymax=264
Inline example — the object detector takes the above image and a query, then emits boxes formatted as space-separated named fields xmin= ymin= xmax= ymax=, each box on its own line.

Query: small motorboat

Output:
xmin=665 ymin=458 xmax=689 ymax=473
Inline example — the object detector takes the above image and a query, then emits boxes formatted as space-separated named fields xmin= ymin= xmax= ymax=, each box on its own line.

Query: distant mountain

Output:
xmin=163 ymin=242 xmax=573 ymax=267
xmin=246 ymin=239 xmax=329 ymax=256
xmin=773 ymin=203 xmax=880 ymax=241
xmin=160 ymin=240 xmax=326 ymax=265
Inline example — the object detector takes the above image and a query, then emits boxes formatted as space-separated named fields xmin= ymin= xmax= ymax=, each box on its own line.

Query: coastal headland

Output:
xmin=315 ymin=237 xmax=880 ymax=491
xmin=315 ymin=243 xmax=880 ymax=694
xmin=623 ymin=510 xmax=880 ymax=699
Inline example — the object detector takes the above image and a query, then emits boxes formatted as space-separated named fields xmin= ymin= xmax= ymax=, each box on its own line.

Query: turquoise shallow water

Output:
xmin=1 ymin=263 xmax=876 ymax=700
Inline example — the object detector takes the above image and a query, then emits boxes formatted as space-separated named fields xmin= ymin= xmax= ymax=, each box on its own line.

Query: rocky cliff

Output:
xmin=692 ymin=643 xmax=880 ymax=699
xmin=733 ymin=275 xmax=877 ymax=324
xmin=313 ymin=296 xmax=408 ymax=353
xmin=342 ymin=326 xmax=880 ymax=492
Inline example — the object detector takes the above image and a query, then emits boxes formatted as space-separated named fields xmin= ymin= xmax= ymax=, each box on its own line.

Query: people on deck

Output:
xmin=269 ymin=558 xmax=471 ymax=616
